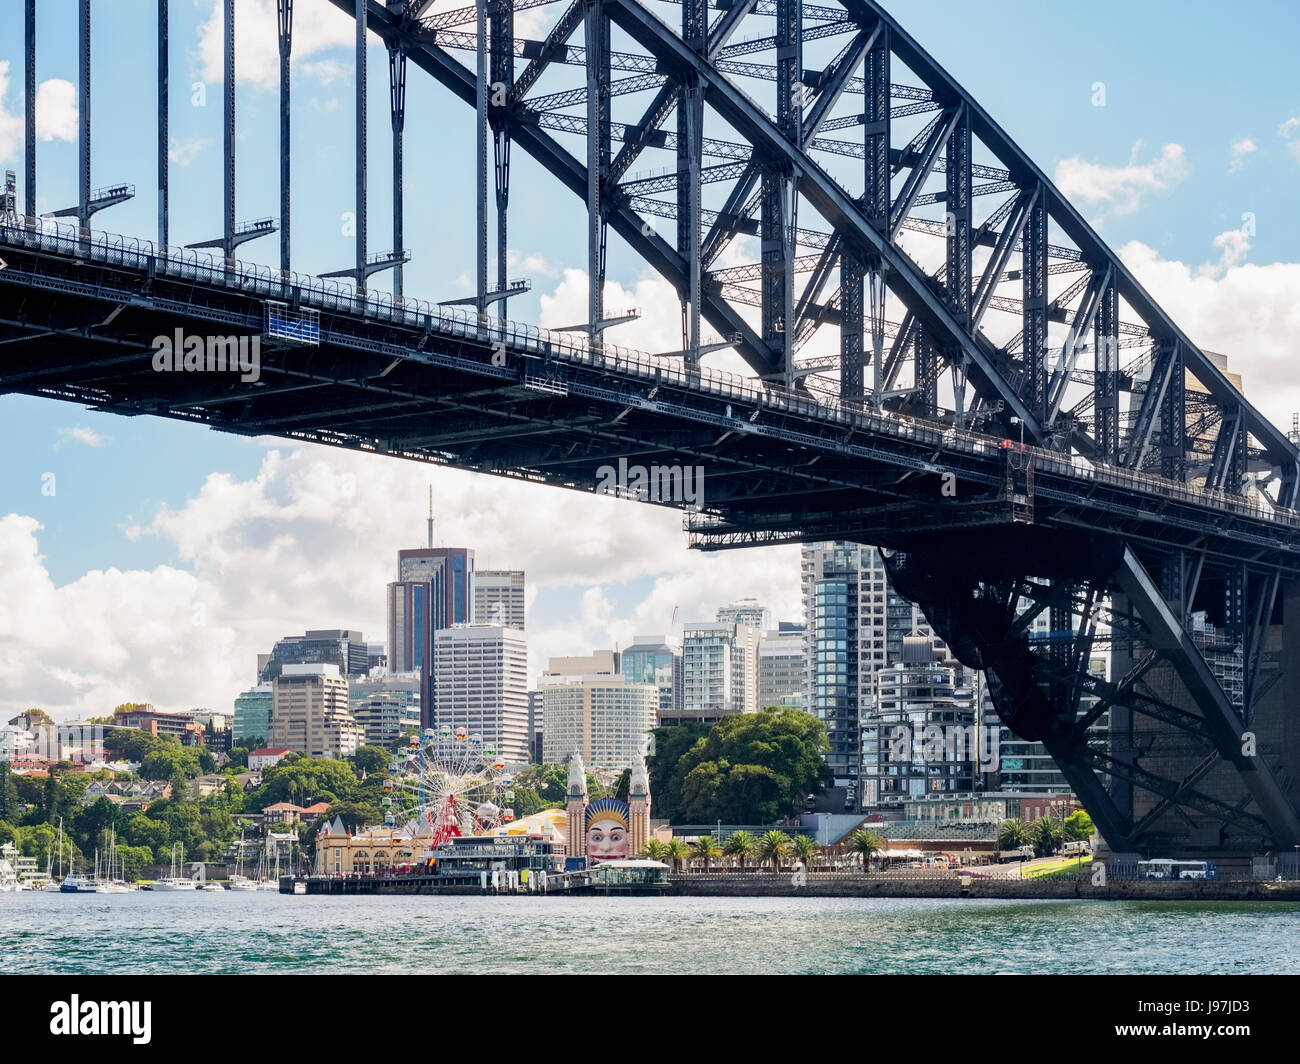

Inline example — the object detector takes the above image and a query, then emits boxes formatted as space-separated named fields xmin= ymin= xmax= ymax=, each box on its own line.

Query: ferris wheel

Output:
xmin=384 ymin=726 xmax=518 ymax=848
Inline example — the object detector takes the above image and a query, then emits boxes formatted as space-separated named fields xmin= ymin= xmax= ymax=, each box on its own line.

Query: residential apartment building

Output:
xmin=757 ymin=624 xmax=805 ymax=710
xmin=540 ymin=674 xmax=658 ymax=770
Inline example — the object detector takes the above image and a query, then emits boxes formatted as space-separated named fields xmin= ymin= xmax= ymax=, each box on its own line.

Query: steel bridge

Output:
xmin=3 ymin=0 xmax=1300 ymax=857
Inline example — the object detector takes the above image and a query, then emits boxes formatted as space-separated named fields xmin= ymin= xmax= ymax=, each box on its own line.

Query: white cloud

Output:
xmin=0 ymin=62 xmax=20 ymax=164
xmin=1229 ymin=137 xmax=1256 ymax=174
xmin=1279 ymin=116 xmax=1300 ymax=139
xmin=0 ymin=66 xmax=76 ymax=166
xmin=1053 ymin=141 xmax=1189 ymax=218
xmin=298 ymin=60 xmax=349 ymax=86
xmin=35 ymin=79 xmax=76 ymax=143
xmin=168 ymin=137 xmax=208 ymax=167
xmin=197 ymin=0 xmax=356 ymax=91
xmin=1118 ymin=232 xmax=1300 ymax=429
xmin=55 ymin=426 xmax=109 ymax=449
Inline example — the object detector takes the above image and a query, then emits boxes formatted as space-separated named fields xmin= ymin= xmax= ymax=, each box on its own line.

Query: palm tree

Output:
xmin=691 ymin=835 xmax=723 ymax=871
xmin=723 ymin=830 xmax=757 ymax=870
xmin=846 ymin=828 xmax=885 ymax=872
xmin=664 ymin=838 xmax=691 ymax=873
xmin=640 ymin=839 xmax=669 ymax=862
xmin=997 ymin=818 xmax=1030 ymax=851
xmin=791 ymin=833 xmax=819 ymax=871
xmin=757 ymin=830 xmax=792 ymax=872
xmin=1031 ymin=815 xmax=1064 ymax=858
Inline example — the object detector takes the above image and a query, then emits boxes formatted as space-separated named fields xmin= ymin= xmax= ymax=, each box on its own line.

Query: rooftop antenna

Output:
xmin=427 ymin=485 xmax=434 ymax=549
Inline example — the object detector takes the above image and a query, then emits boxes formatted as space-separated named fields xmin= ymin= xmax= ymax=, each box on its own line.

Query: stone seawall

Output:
xmin=666 ymin=875 xmax=1300 ymax=902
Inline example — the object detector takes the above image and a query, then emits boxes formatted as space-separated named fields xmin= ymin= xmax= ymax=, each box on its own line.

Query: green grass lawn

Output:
xmin=1024 ymin=855 xmax=1092 ymax=879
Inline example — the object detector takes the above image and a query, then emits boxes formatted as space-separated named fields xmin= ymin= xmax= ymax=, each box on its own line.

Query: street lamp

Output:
xmin=1010 ymin=415 xmax=1025 ymax=450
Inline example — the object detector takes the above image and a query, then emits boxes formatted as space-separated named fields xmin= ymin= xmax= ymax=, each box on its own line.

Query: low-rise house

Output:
xmin=248 ymin=747 xmax=293 ymax=771
xmin=188 ymin=774 xmax=230 ymax=800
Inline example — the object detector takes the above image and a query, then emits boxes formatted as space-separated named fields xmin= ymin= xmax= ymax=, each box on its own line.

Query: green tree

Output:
xmin=791 ymin=833 xmax=819 ymax=870
xmin=691 ymin=834 xmax=723 ymax=871
xmin=723 ymin=830 xmax=757 ymax=870
xmin=678 ymin=761 xmax=723 ymax=823
xmin=1031 ymin=815 xmax=1064 ymax=858
xmin=646 ymin=722 xmax=710 ymax=822
xmin=1063 ymin=810 xmax=1094 ymax=842
xmin=115 ymin=844 xmax=154 ymax=882
xmin=350 ymin=746 xmax=390 ymax=779
xmin=664 ymin=838 xmax=691 ymax=873
xmin=508 ymin=786 xmax=545 ymax=819
xmin=997 ymin=818 xmax=1030 ymax=850
xmin=846 ymin=828 xmax=885 ymax=871
xmin=757 ymin=830 xmax=792 ymax=872
xmin=324 ymin=799 xmax=385 ymax=834
xmin=612 ymin=768 xmax=632 ymax=804
xmin=0 ymin=762 xmax=15 ymax=823
xmin=123 ymin=814 xmax=171 ymax=853
xmin=650 ymin=709 xmax=830 ymax=825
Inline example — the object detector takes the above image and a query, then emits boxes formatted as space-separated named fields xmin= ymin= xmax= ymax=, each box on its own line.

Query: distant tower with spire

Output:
xmin=385 ymin=487 xmax=475 ymax=728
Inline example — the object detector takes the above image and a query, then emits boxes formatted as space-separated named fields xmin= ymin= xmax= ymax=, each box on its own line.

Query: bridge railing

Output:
xmin=3 ymin=214 xmax=1297 ymax=535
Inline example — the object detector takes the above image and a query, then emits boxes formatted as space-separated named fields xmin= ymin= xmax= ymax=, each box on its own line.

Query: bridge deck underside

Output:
xmin=2 ymin=236 xmax=1298 ymax=576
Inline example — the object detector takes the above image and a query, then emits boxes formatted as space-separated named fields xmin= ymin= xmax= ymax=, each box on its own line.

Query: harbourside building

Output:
xmin=859 ymin=635 xmax=980 ymax=808
xmin=678 ymin=620 xmax=759 ymax=722
xmin=801 ymin=542 xmax=941 ymax=805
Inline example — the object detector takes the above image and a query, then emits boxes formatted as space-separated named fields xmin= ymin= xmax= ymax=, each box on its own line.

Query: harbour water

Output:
xmin=2 ymin=892 xmax=1298 ymax=974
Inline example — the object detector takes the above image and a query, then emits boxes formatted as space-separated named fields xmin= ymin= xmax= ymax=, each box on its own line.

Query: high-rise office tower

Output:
xmin=233 ymin=684 xmax=273 ymax=744
xmin=268 ymin=664 xmax=364 ymax=759
xmin=260 ymin=629 xmax=372 ymax=682
xmin=473 ymin=570 xmax=526 ymax=630
xmin=622 ymin=635 xmax=682 ymax=722
xmin=388 ymin=543 xmax=475 ymax=729
xmin=432 ymin=625 xmax=530 ymax=766
xmin=348 ymin=672 xmax=421 ymax=749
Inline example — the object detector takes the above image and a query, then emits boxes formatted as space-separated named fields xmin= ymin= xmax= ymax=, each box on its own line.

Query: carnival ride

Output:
xmin=385 ymin=726 xmax=517 ymax=850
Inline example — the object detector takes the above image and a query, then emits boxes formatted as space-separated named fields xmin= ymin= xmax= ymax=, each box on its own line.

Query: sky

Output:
xmin=1 ymin=0 xmax=1298 ymax=720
